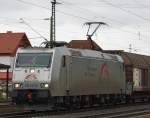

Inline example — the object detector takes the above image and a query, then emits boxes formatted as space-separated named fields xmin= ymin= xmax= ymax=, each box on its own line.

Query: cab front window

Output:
xmin=16 ymin=53 xmax=52 ymax=67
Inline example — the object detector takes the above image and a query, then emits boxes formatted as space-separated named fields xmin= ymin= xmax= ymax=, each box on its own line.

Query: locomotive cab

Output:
xmin=12 ymin=48 xmax=53 ymax=104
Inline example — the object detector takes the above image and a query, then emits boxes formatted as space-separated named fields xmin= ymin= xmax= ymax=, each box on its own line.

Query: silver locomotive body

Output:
xmin=50 ymin=48 xmax=125 ymax=97
xmin=12 ymin=47 xmax=125 ymax=105
xmin=12 ymin=48 xmax=53 ymax=104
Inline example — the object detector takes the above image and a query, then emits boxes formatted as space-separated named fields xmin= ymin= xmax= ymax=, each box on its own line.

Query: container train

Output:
xmin=11 ymin=47 xmax=150 ymax=108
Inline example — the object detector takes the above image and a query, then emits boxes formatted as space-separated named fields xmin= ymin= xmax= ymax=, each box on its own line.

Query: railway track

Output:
xmin=0 ymin=110 xmax=60 ymax=118
xmin=0 ymin=102 xmax=24 ymax=114
xmin=0 ymin=111 xmax=44 ymax=118
xmin=1 ymin=103 xmax=150 ymax=118
xmin=0 ymin=102 xmax=14 ymax=108
xmin=0 ymin=111 xmax=34 ymax=118
xmin=79 ymin=107 xmax=150 ymax=118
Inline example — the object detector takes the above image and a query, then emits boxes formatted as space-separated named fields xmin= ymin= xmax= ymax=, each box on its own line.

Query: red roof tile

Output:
xmin=0 ymin=72 xmax=12 ymax=80
xmin=68 ymin=39 xmax=102 ymax=51
xmin=0 ymin=31 xmax=31 ymax=56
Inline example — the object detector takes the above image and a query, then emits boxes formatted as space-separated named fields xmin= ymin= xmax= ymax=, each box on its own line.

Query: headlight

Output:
xmin=30 ymin=69 xmax=35 ymax=73
xmin=14 ymin=83 xmax=22 ymax=88
xmin=41 ymin=83 xmax=49 ymax=88
xmin=44 ymin=84 xmax=49 ymax=88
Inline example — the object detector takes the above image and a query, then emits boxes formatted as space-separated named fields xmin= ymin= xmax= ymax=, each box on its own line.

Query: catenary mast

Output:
xmin=50 ymin=0 xmax=57 ymax=48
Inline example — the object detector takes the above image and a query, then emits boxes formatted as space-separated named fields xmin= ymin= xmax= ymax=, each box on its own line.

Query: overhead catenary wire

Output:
xmin=133 ymin=0 xmax=150 ymax=9
xmin=14 ymin=0 xmax=150 ymax=51
xmin=58 ymin=0 xmax=127 ymax=26
xmin=16 ymin=0 xmax=93 ymax=21
xmin=56 ymin=0 xmax=150 ymax=40
xmin=15 ymin=0 xmax=126 ymax=23
xmin=15 ymin=0 xmax=50 ymax=9
xmin=15 ymin=0 xmax=150 ymax=36
xmin=15 ymin=0 xmax=146 ymax=34
xmin=19 ymin=18 xmax=48 ymax=41
xmin=101 ymin=0 xmax=150 ymax=23
xmin=15 ymin=0 xmax=150 ymax=45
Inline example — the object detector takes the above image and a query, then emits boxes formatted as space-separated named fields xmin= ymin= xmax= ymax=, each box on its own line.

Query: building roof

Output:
xmin=68 ymin=39 xmax=103 ymax=51
xmin=0 ymin=31 xmax=31 ymax=56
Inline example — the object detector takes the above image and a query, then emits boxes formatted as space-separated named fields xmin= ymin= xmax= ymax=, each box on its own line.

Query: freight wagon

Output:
xmin=104 ymin=50 xmax=150 ymax=100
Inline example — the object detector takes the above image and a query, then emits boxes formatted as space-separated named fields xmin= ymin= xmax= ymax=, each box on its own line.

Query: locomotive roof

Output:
xmin=68 ymin=48 xmax=123 ymax=62
xmin=17 ymin=47 xmax=123 ymax=62
xmin=17 ymin=47 xmax=54 ymax=53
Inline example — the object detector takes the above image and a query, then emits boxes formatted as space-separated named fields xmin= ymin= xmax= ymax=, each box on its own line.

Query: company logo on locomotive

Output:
xmin=100 ymin=63 xmax=109 ymax=77
xmin=25 ymin=74 xmax=37 ymax=80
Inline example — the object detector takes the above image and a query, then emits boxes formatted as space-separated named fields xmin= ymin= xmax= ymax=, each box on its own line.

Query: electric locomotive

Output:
xmin=12 ymin=47 xmax=127 ymax=107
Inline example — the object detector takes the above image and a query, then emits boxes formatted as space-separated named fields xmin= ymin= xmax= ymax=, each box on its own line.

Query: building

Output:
xmin=0 ymin=63 xmax=10 ymax=99
xmin=68 ymin=38 xmax=103 ymax=51
xmin=0 ymin=31 xmax=31 ymax=81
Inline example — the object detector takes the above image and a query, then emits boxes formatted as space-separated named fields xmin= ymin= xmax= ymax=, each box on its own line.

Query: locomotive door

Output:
xmin=65 ymin=55 xmax=72 ymax=95
xmin=66 ymin=56 xmax=87 ymax=95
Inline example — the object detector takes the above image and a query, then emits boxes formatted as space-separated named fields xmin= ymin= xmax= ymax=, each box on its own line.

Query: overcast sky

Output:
xmin=1 ymin=0 xmax=150 ymax=55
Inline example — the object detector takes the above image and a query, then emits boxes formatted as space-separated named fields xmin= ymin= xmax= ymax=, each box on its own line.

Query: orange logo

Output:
xmin=100 ymin=63 xmax=109 ymax=77
xmin=25 ymin=74 xmax=37 ymax=80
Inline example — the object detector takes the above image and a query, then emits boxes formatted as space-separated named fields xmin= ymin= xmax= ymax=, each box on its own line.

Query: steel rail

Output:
xmin=77 ymin=104 xmax=150 ymax=118
xmin=1 ymin=102 xmax=150 ymax=118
